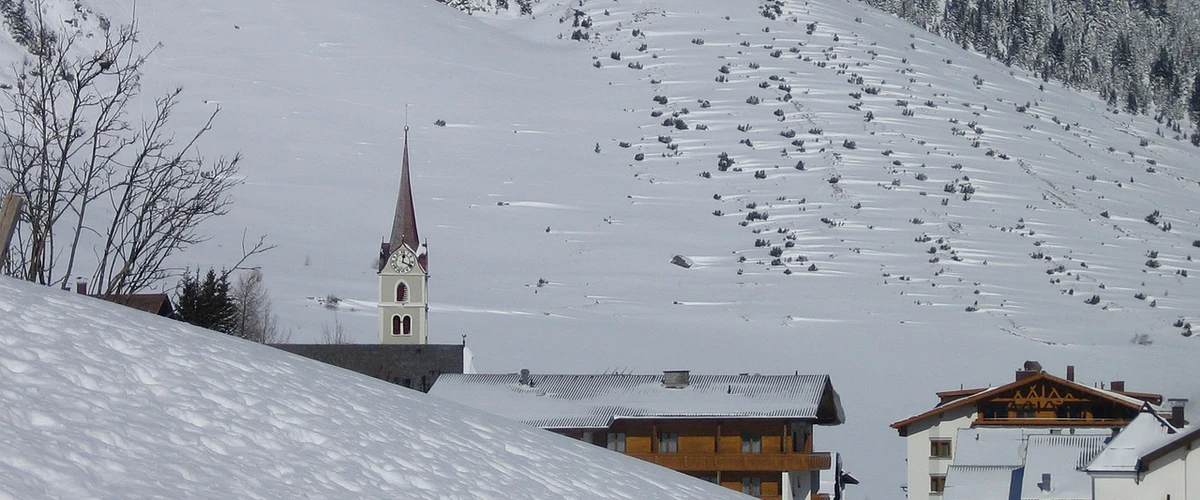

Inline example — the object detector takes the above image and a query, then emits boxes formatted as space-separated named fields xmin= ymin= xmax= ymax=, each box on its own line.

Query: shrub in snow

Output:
xmin=1084 ymin=295 xmax=1101 ymax=305
xmin=634 ymin=153 xmax=645 ymax=161
xmin=434 ymin=119 xmax=447 ymax=126
xmin=610 ymin=51 xmax=621 ymax=60
xmin=746 ymin=96 xmax=761 ymax=105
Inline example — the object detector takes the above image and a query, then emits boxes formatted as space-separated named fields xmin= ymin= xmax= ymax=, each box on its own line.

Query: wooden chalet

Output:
xmin=891 ymin=361 xmax=1165 ymax=499
xmin=430 ymin=370 xmax=851 ymax=500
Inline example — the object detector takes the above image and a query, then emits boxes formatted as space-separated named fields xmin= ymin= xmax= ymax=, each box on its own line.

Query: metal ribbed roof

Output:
xmin=430 ymin=373 xmax=843 ymax=429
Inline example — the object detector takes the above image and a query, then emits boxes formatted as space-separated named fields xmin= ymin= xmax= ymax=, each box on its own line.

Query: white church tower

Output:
xmin=377 ymin=126 xmax=428 ymax=344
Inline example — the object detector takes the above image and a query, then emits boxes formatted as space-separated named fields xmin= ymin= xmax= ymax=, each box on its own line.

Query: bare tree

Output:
xmin=230 ymin=268 xmax=287 ymax=344
xmin=321 ymin=313 xmax=351 ymax=345
xmin=0 ymin=6 xmax=267 ymax=296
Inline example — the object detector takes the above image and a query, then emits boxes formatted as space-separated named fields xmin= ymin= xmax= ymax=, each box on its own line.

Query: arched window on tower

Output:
xmin=392 ymin=315 xmax=402 ymax=336
xmin=396 ymin=281 xmax=409 ymax=302
xmin=403 ymin=315 xmax=413 ymax=335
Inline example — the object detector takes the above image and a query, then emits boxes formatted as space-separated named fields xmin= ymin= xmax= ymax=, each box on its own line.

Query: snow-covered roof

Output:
xmin=953 ymin=428 xmax=1027 ymax=467
xmin=1085 ymin=411 xmax=1179 ymax=473
xmin=1019 ymin=434 xmax=1108 ymax=500
xmin=430 ymin=372 xmax=844 ymax=429
xmin=0 ymin=277 xmax=750 ymax=499
xmin=943 ymin=465 xmax=1019 ymax=500
xmin=945 ymin=428 xmax=1111 ymax=500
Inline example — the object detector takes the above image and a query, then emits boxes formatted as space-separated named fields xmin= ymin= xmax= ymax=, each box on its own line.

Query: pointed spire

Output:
xmin=387 ymin=126 xmax=423 ymax=269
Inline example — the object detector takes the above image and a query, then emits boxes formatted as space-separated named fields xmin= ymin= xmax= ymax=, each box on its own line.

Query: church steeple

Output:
xmin=377 ymin=125 xmax=429 ymax=344
xmin=380 ymin=126 xmax=425 ymax=271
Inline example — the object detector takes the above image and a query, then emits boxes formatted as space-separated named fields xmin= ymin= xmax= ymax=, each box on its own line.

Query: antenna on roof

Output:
xmin=404 ymin=103 xmax=410 ymax=130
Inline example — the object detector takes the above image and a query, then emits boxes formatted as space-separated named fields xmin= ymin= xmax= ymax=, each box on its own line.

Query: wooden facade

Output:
xmin=892 ymin=371 xmax=1155 ymax=437
xmin=557 ymin=418 xmax=828 ymax=499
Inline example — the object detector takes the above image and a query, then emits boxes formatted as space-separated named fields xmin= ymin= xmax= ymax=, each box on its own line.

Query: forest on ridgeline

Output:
xmin=832 ymin=0 xmax=1200 ymax=141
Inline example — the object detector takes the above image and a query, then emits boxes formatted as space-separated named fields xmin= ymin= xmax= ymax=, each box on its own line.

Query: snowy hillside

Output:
xmin=4 ymin=0 xmax=1200 ymax=497
xmin=0 ymin=276 xmax=751 ymax=499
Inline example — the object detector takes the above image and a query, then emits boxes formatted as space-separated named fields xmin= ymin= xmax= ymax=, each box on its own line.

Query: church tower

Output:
xmin=377 ymin=126 xmax=428 ymax=344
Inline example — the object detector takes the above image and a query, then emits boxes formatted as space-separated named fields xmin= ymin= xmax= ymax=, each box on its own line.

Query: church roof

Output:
xmin=385 ymin=127 xmax=424 ymax=270
xmin=429 ymin=372 xmax=844 ymax=430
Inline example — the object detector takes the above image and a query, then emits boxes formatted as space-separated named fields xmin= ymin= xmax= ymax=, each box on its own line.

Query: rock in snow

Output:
xmin=671 ymin=254 xmax=695 ymax=268
xmin=0 ymin=277 xmax=745 ymax=499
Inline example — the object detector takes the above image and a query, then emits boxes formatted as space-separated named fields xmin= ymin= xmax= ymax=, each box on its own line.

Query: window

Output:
xmin=392 ymin=315 xmax=413 ymax=336
xmin=741 ymin=433 xmax=762 ymax=453
xmin=930 ymin=439 xmax=952 ymax=458
xmin=930 ymin=475 xmax=946 ymax=494
xmin=697 ymin=475 xmax=718 ymax=484
xmin=1016 ymin=403 xmax=1037 ymax=419
xmin=793 ymin=426 xmax=811 ymax=453
xmin=395 ymin=281 xmax=409 ymax=302
xmin=741 ymin=476 xmax=762 ymax=496
xmin=982 ymin=403 xmax=1007 ymax=420
xmin=658 ymin=432 xmax=678 ymax=453
xmin=606 ymin=432 xmax=626 ymax=453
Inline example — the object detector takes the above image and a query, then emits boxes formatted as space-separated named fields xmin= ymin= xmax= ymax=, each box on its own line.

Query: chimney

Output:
xmin=1038 ymin=473 xmax=1052 ymax=492
xmin=519 ymin=368 xmax=531 ymax=386
xmin=1169 ymin=398 xmax=1188 ymax=428
xmin=1066 ymin=365 xmax=1075 ymax=382
xmin=1110 ymin=380 xmax=1125 ymax=392
xmin=75 ymin=280 xmax=87 ymax=295
xmin=1016 ymin=360 xmax=1043 ymax=381
xmin=663 ymin=370 xmax=690 ymax=389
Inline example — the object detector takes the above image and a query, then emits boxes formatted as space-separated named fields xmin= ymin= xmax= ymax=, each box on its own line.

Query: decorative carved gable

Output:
xmin=974 ymin=377 xmax=1140 ymax=425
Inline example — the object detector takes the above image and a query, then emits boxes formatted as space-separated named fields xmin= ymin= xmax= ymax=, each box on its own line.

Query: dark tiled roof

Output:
xmin=96 ymin=294 xmax=174 ymax=317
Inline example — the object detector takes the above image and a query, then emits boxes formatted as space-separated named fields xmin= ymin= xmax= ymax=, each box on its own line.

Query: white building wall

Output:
xmin=904 ymin=406 xmax=976 ymax=499
xmin=1092 ymin=445 xmax=1198 ymax=500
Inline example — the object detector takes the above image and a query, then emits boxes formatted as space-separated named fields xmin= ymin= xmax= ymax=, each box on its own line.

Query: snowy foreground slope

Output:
xmin=0 ymin=277 xmax=749 ymax=499
xmin=8 ymin=0 xmax=1200 ymax=497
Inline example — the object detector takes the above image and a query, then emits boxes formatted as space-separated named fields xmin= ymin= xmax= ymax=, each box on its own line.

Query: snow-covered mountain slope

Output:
xmin=6 ymin=0 xmax=1200 ymax=497
xmin=0 ymin=276 xmax=751 ymax=499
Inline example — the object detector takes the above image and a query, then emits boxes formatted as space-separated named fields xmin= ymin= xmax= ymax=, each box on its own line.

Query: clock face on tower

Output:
xmin=390 ymin=249 xmax=417 ymax=273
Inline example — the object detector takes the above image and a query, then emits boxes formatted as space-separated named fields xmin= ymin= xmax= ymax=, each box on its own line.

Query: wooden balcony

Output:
xmin=975 ymin=417 xmax=1132 ymax=427
xmin=625 ymin=451 xmax=831 ymax=472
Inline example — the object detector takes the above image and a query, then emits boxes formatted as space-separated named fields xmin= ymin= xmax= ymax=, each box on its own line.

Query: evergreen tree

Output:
xmin=176 ymin=268 xmax=237 ymax=333
xmin=1189 ymin=72 xmax=1200 ymax=125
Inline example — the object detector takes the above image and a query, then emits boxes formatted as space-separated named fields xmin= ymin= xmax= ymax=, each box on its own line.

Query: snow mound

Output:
xmin=0 ymin=277 xmax=746 ymax=499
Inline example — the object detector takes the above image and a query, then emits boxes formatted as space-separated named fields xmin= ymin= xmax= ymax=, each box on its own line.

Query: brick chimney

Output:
xmin=1110 ymin=380 xmax=1125 ymax=392
xmin=1169 ymin=399 xmax=1188 ymax=428
xmin=1016 ymin=361 xmax=1042 ymax=381
xmin=1066 ymin=365 xmax=1075 ymax=382
xmin=75 ymin=280 xmax=87 ymax=295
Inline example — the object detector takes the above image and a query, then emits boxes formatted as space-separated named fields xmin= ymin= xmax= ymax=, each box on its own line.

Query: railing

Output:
xmin=624 ymin=452 xmax=832 ymax=471
xmin=975 ymin=417 xmax=1131 ymax=427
